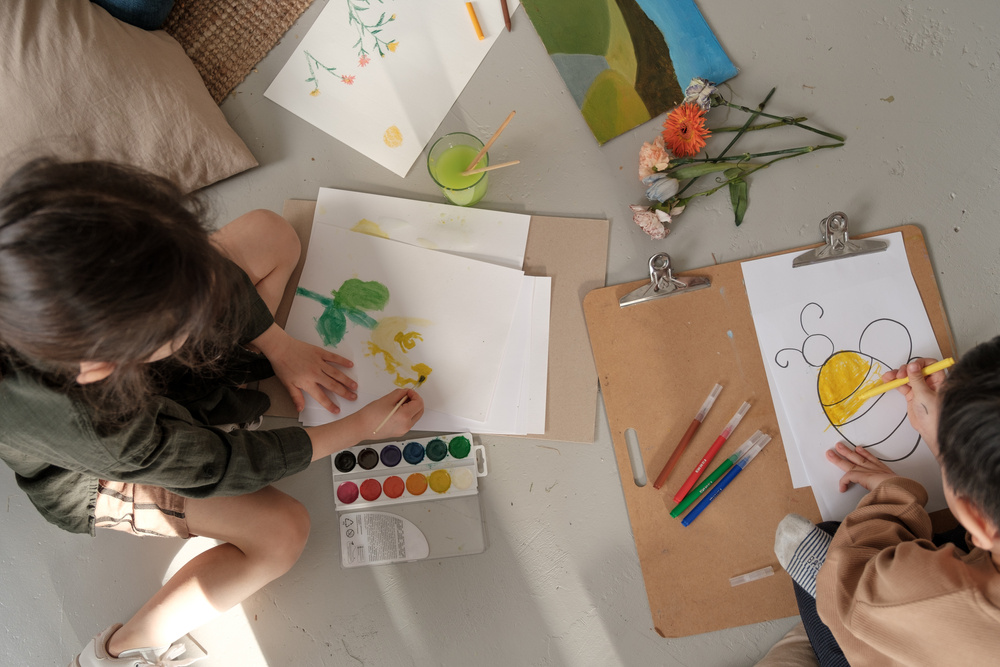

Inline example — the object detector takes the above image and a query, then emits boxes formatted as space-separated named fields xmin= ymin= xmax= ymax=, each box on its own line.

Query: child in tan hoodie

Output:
xmin=763 ymin=336 xmax=1000 ymax=666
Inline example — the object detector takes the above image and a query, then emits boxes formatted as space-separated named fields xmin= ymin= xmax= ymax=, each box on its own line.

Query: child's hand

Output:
xmin=881 ymin=358 xmax=944 ymax=456
xmin=361 ymin=389 xmax=424 ymax=438
xmin=253 ymin=325 xmax=358 ymax=413
xmin=826 ymin=441 xmax=897 ymax=493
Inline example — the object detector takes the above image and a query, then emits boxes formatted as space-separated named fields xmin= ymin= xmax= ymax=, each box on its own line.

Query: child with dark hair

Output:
xmin=760 ymin=337 xmax=1000 ymax=666
xmin=0 ymin=158 xmax=424 ymax=666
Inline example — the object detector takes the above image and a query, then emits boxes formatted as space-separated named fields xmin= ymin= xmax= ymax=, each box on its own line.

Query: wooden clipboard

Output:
xmin=582 ymin=225 xmax=954 ymax=637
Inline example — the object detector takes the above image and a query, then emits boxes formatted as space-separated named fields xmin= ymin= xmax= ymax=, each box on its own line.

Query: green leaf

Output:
xmin=333 ymin=278 xmax=390 ymax=311
xmin=669 ymin=161 xmax=752 ymax=180
xmin=728 ymin=175 xmax=749 ymax=226
xmin=667 ymin=163 xmax=733 ymax=180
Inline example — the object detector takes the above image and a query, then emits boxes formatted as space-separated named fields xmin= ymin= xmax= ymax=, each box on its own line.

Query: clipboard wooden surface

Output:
xmin=263 ymin=199 xmax=609 ymax=444
xmin=582 ymin=225 xmax=954 ymax=637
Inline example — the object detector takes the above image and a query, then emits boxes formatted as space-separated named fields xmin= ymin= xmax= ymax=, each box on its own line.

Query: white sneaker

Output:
xmin=71 ymin=624 xmax=208 ymax=667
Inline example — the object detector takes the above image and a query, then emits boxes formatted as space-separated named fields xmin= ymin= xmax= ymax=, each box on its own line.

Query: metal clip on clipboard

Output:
xmin=619 ymin=253 xmax=710 ymax=308
xmin=792 ymin=211 xmax=888 ymax=268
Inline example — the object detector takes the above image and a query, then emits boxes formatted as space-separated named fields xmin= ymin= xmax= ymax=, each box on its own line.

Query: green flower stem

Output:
xmin=716 ymin=87 xmax=775 ymax=159
xmin=716 ymin=101 xmax=845 ymax=142
xmin=676 ymin=87 xmax=775 ymax=199
xmin=712 ymin=117 xmax=808 ymax=133
xmin=657 ymin=149 xmax=835 ymax=213
xmin=669 ymin=142 xmax=844 ymax=168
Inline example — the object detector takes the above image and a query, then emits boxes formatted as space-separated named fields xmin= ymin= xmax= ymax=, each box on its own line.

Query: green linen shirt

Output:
xmin=0 ymin=270 xmax=314 ymax=535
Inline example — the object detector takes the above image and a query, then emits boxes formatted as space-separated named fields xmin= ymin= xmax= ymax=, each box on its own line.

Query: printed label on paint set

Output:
xmin=332 ymin=433 xmax=487 ymax=510
xmin=340 ymin=512 xmax=431 ymax=567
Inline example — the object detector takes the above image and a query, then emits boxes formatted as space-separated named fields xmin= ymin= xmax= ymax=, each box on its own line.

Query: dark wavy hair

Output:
xmin=938 ymin=336 xmax=1000 ymax=529
xmin=0 ymin=158 xmax=248 ymax=425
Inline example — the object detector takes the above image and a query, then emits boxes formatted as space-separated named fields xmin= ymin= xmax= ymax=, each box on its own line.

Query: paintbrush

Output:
xmin=465 ymin=110 xmax=516 ymax=172
xmin=461 ymin=159 xmax=520 ymax=177
xmin=372 ymin=376 xmax=426 ymax=435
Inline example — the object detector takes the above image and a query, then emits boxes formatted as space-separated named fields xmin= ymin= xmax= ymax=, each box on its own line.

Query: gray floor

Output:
xmin=4 ymin=0 xmax=1000 ymax=664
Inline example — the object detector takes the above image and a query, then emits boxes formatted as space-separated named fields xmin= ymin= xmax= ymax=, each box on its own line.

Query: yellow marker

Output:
xmin=856 ymin=357 xmax=955 ymax=402
xmin=466 ymin=2 xmax=485 ymax=40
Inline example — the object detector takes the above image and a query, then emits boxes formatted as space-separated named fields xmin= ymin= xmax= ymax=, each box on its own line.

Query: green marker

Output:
xmin=670 ymin=430 xmax=765 ymax=518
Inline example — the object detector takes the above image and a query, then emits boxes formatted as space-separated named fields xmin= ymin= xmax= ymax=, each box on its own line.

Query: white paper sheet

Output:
xmin=314 ymin=188 xmax=531 ymax=270
xmin=416 ymin=276 xmax=538 ymax=434
xmin=264 ymin=0 xmax=519 ymax=177
xmin=286 ymin=224 xmax=524 ymax=422
xmin=520 ymin=276 xmax=551 ymax=434
xmin=742 ymin=233 xmax=946 ymax=521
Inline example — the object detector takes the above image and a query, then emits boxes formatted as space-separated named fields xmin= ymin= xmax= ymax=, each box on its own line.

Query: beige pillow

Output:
xmin=0 ymin=0 xmax=257 ymax=193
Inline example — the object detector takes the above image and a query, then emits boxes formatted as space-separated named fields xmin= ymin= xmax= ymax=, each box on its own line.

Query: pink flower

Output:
xmin=629 ymin=205 xmax=671 ymax=240
xmin=359 ymin=54 xmax=371 ymax=67
xmin=638 ymin=135 xmax=671 ymax=181
xmin=341 ymin=75 xmax=356 ymax=85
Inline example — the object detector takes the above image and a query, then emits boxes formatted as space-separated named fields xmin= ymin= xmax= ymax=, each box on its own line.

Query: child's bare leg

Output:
xmin=211 ymin=209 xmax=301 ymax=315
xmin=106 ymin=486 xmax=310 ymax=655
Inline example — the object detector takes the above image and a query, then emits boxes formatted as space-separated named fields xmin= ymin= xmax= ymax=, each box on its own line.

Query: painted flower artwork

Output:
xmin=304 ymin=0 xmax=398 ymax=95
xmin=296 ymin=278 xmax=433 ymax=388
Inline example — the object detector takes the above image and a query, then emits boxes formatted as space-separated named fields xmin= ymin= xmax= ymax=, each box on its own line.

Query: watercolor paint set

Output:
xmin=332 ymin=433 xmax=489 ymax=568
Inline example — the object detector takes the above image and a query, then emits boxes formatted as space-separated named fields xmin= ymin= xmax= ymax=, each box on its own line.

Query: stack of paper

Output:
xmin=284 ymin=188 xmax=549 ymax=435
xmin=742 ymin=233 xmax=946 ymax=521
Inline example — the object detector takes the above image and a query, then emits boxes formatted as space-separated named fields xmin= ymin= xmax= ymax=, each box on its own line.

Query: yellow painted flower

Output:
xmin=387 ymin=41 xmax=399 ymax=53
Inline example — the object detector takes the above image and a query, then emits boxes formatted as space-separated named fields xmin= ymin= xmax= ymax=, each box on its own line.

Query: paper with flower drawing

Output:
xmin=299 ymin=188 xmax=546 ymax=434
xmin=314 ymin=187 xmax=531 ymax=270
xmin=521 ymin=0 xmax=737 ymax=144
xmin=285 ymin=222 xmax=525 ymax=424
xmin=741 ymin=233 xmax=946 ymax=521
xmin=264 ymin=0 xmax=518 ymax=177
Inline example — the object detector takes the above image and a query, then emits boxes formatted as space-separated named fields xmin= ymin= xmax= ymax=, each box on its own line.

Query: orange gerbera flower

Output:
xmin=662 ymin=103 xmax=711 ymax=157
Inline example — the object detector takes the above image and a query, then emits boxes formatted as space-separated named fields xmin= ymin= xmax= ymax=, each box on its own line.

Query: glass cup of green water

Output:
xmin=427 ymin=132 xmax=489 ymax=206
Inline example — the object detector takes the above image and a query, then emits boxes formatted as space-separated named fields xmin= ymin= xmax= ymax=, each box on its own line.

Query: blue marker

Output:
xmin=681 ymin=434 xmax=771 ymax=527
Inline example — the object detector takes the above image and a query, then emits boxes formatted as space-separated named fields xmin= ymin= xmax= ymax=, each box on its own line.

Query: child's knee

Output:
xmin=270 ymin=494 xmax=311 ymax=569
xmin=247 ymin=209 xmax=301 ymax=268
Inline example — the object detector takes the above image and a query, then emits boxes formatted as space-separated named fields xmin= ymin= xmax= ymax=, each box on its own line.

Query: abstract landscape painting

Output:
xmin=522 ymin=0 xmax=737 ymax=143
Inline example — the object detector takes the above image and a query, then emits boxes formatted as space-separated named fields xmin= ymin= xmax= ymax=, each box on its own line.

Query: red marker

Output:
xmin=673 ymin=401 xmax=751 ymax=502
xmin=653 ymin=384 xmax=722 ymax=489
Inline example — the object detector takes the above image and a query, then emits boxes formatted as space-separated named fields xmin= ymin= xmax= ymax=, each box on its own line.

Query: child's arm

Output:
xmin=305 ymin=389 xmax=424 ymax=461
xmin=814 ymin=476 xmax=954 ymax=663
xmin=250 ymin=323 xmax=358 ymax=414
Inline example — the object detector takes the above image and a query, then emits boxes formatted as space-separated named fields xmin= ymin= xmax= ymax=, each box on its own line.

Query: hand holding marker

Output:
xmin=681 ymin=434 xmax=771 ymax=527
xmin=671 ymin=431 xmax=765 ymax=518
xmin=855 ymin=357 xmax=955 ymax=402
xmin=673 ymin=401 xmax=751 ymax=503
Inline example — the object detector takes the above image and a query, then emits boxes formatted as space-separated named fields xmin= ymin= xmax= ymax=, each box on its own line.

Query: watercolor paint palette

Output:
xmin=333 ymin=433 xmax=488 ymax=567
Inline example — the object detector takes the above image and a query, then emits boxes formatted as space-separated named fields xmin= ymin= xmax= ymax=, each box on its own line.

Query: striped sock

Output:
xmin=785 ymin=527 xmax=833 ymax=597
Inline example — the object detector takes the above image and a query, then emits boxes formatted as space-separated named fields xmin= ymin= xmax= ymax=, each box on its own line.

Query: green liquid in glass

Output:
xmin=430 ymin=145 xmax=488 ymax=206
